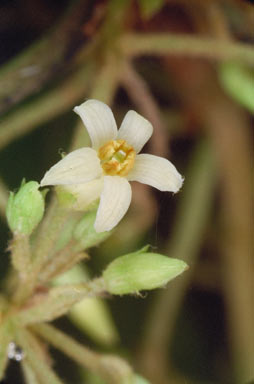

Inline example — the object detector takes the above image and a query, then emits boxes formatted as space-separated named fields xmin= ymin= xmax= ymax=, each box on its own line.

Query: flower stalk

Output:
xmin=15 ymin=327 xmax=65 ymax=384
xmin=32 ymin=323 xmax=134 ymax=384
xmin=17 ymin=279 xmax=106 ymax=326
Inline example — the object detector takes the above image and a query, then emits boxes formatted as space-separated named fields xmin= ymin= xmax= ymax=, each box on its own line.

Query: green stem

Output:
xmin=21 ymin=360 xmax=40 ymax=384
xmin=71 ymin=55 xmax=121 ymax=150
xmin=38 ymin=243 xmax=88 ymax=283
xmin=15 ymin=328 xmax=65 ymax=384
xmin=10 ymin=235 xmax=31 ymax=281
xmin=0 ymin=178 xmax=8 ymax=219
xmin=32 ymin=323 xmax=133 ymax=384
xmin=17 ymin=279 xmax=106 ymax=325
xmin=0 ymin=63 xmax=94 ymax=151
xmin=0 ymin=321 xmax=14 ymax=380
xmin=138 ymin=140 xmax=217 ymax=383
xmin=13 ymin=198 xmax=72 ymax=303
xmin=121 ymin=33 xmax=254 ymax=65
xmin=32 ymin=198 xmax=70 ymax=272
xmin=0 ymin=0 xmax=89 ymax=114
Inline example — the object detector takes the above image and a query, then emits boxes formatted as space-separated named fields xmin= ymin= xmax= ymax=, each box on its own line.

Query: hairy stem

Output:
xmin=33 ymin=323 xmax=133 ymax=384
xmin=22 ymin=360 xmax=41 ymax=384
xmin=16 ymin=328 xmax=64 ymax=384
xmin=17 ymin=279 xmax=106 ymax=326
xmin=10 ymin=235 xmax=31 ymax=281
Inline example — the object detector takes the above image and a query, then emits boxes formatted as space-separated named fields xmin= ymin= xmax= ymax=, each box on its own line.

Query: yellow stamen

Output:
xmin=98 ymin=139 xmax=136 ymax=176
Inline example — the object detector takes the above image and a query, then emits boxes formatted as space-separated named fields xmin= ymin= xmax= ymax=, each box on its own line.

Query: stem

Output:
xmin=71 ymin=55 xmax=121 ymax=150
xmin=34 ymin=324 xmax=98 ymax=369
xmin=0 ymin=63 xmax=93 ymax=151
xmin=138 ymin=141 xmax=217 ymax=383
xmin=0 ymin=0 xmax=89 ymax=114
xmin=121 ymin=33 xmax=254 ymax=65
xmin=17 ymin=279 xmax=106 ymax=325
xmin=0 ymin=178 xmax=8 ymax=219
xmin=32 ymin=198 xmax=70 ymax=272
xmin=10 ymin=235 xmax=34 ymax=305
xmin=121 ymin=61 xmax=168 ymax=157
xmin=206 ymin=96 xmax=254 ymax=382
xmin=38 ymin=244 xmax=88 ymax=283
xmin=13 ymin=198 xmax=72 ymax=303
xmin=32 ymin=323 xmax=133 ymax=384
xmin=22 ymin=360 xmax=40 ymax=384
xmin=0 ymin=321 xmax=14 ymax=380
xmin=10 ymin=234 xmax=31 ymax=281
xmin=16 ymin=328 xmax=65 ymax=384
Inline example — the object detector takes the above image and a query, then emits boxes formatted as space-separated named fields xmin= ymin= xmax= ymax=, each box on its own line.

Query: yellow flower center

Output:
xmin=98 ymin=139 xmax=136 ymax=176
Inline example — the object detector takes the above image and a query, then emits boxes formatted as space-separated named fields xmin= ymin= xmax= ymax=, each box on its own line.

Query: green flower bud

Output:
xmin=73 ymin=211 xmax=111 ymax=251
xmin=103 ymin=252 xmax=188 ymax=295
xmin=6 ymin=181 xmax=45 ymax=235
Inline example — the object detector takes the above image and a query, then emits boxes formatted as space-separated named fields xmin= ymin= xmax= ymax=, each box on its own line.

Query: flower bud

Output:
xmin=103 ymin=252 xmax=188 ymax=295
xmin=6 ymin=181 xmax=45 ymax=235
xmin=73 ymin=211 xmax=111 ymax=251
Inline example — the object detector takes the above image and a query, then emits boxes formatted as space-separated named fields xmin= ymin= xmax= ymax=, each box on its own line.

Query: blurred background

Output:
xmin=0 ymin=1 xmax=253 ymax=383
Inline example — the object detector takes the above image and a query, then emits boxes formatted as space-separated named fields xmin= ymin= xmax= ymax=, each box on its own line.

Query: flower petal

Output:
xmin=94 ymin=176 xmax=132 ymax=232
xmin=40 ymin=148 xmax=102 ymax=186
xmin=61 ymin=178 xmax=104 ymax=210
xmin=117 ymin=110 xmax=153 ymax=153
xmin=74 ymin=100 xmax=117 ymax=149
xmin=127 ymin=154 xmax=183 ymax=192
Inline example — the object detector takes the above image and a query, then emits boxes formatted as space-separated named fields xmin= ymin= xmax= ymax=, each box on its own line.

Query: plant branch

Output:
xmin=32 ymin=323 xmax=133 ymax=384
xmin=22 ymin=360 xmax=41 ymax=384
xmin=71 ymin=55 xmax=121 ymax=151
xmin=0 ymin=321 xmax=14 ymax=380
xmin=137 ymin=140 xmax=217 ymax=384
xmin=16 ymin=328 xmax=65 ymax=384
xmin=17 ymin=279 xmax=106 ymax=325
xmin=0 ymin=63 xmax=94 ymax=151
xmin=121 ymin=61 xmax=168 ymax=156
xmin=121 ymin=33 xmax=254 ymax=65
xmin=10 ymin=235 xmax=32 ymax=283
xmin=0 ymin=0 xmax=89 ymax=114
xmin=0 ymin=178 xmax=8 ymax=219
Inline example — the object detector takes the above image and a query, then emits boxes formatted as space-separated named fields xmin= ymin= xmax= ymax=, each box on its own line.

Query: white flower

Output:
xmin=41 ymin=100 xmax=183 ymax=232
